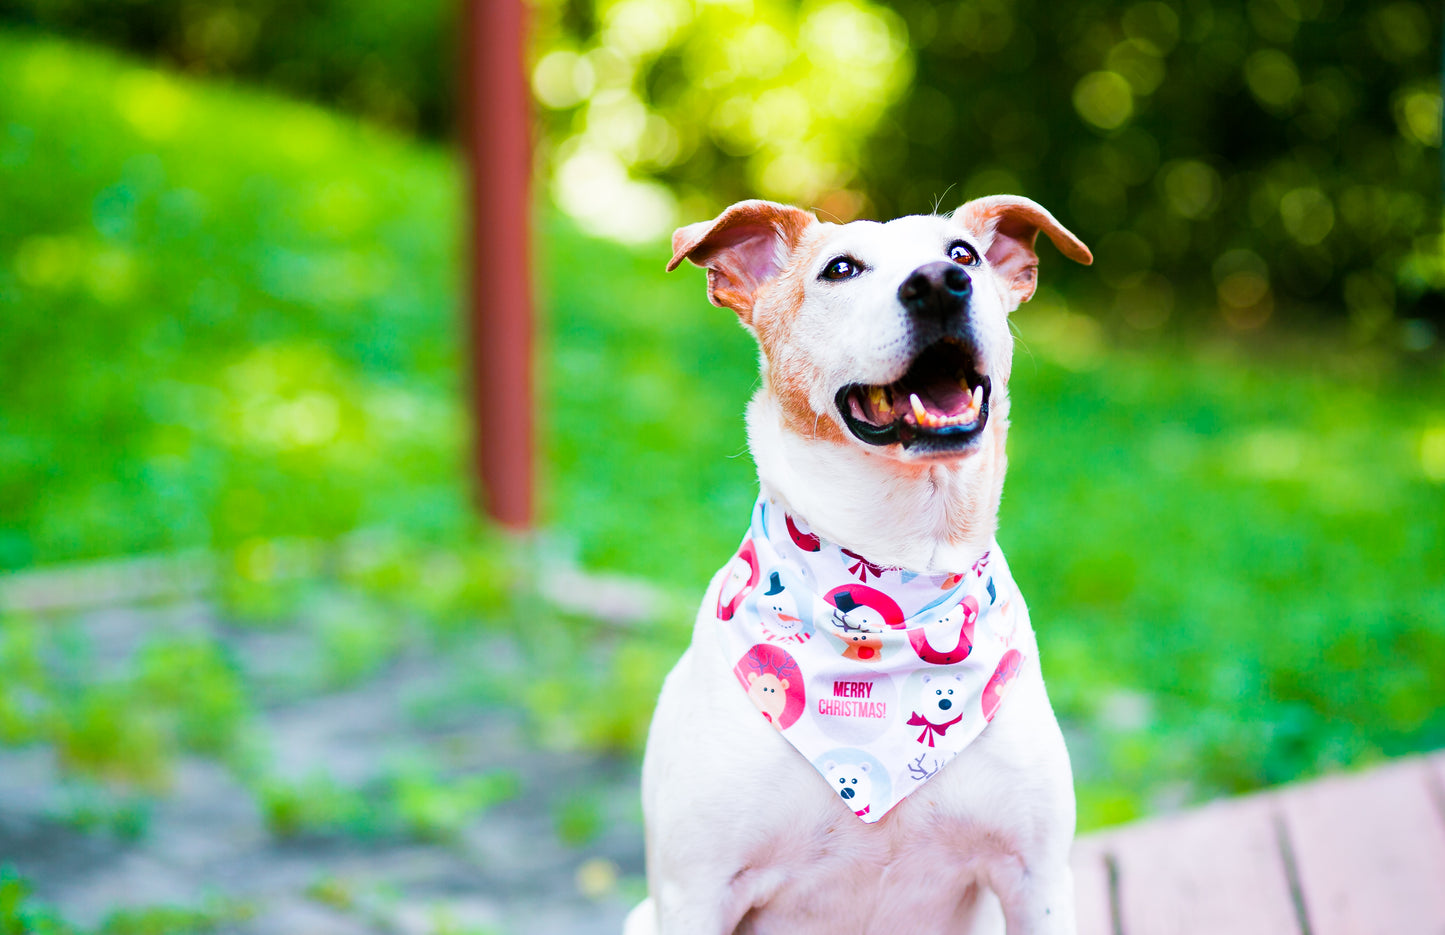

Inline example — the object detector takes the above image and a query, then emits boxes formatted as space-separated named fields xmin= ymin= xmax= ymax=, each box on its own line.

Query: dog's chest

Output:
xmin=736 ymin=804 xmax=999 ymax=935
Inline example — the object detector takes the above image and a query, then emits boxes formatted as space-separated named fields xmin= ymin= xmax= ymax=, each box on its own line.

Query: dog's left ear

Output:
xmin=954 ymin=195 xmax=1093 ymax=308
xmin=667 ymin=199 xmax=817 ymax=325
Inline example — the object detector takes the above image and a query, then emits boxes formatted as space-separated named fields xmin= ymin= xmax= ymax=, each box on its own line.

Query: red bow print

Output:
xmin=906 ymin=711 xmax=965 ymax=747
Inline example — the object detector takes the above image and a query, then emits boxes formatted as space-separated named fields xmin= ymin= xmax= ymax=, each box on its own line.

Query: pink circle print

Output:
xmin=785 ymin=513 xmax=822 ymax=552
xmin=717 ymin=539 xmax=761 ymax=621
xmin=982 ymin=648 xmax=1024 ymax=722
xmin=733 ymin=643 xmax=806 ymax=730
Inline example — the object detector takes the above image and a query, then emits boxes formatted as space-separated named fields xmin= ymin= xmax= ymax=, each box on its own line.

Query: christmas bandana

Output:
xmin=713 ymin=497 xmax=1035 ymax=823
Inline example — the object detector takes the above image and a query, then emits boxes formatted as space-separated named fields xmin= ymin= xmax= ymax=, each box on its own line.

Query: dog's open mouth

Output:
xmin=835 ymin=339 xmax=991 ymax=451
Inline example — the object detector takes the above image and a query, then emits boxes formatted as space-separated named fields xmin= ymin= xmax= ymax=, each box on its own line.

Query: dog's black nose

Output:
xmin=840 ymin=787 xmax=856 ymax=800
xmin=898 ymin=261 xmax=971 ymax=322
xmin=938 ymin=698 xmax=953 ymax=711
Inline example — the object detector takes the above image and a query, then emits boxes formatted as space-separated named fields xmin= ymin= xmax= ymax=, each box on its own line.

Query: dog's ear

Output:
xmin=667 ymin=199 xmax=817 ymax=323
xmin=954 ymin=195 xmax=1092 ymax=308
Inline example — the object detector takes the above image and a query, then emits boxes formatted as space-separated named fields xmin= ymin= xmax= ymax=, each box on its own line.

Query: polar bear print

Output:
xmin=906 ymin=673 xmax=968 ymax=747
xmin=821 ymin=759 xmax=873 ymax=817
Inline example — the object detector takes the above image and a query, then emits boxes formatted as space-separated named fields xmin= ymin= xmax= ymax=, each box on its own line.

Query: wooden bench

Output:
xmin=1072 ymin=752 xmax=1445 ymax=935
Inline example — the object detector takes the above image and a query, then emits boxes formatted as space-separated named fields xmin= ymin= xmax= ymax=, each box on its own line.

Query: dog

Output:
xmin=625 ymin=195 xmax=1092 ymax=935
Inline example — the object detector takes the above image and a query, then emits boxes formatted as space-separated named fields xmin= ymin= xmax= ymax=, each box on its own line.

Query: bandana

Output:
xmin=713 ymin=497 xmax=1034 ymax=823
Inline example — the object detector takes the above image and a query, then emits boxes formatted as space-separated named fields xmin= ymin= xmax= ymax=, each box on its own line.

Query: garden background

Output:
xmin=1 ymin=0 xmax=1443 ymax=932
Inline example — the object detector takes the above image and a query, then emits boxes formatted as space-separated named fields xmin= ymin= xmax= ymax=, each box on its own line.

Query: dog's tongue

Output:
xmin=903 ymin=377 xmax=983 ymax=429
xmin=912 ymin=379 xmax=971 ymax=418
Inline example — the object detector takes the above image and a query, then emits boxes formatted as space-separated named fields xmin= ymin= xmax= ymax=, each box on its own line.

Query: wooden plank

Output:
xmin=1104 ymin=795 xmax=1302 ymax=935
xmin=1071 ymin=835 xmax=1116 ymax=935
xmin=1278 ymin=757 xmax=1445 ymax=935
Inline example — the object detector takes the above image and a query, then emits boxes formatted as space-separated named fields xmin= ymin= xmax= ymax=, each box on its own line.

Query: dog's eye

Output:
xmin=948 ymin=241 xmax=980 ymax=266
xmin=820 ymin=256 xmax=865 ymax=281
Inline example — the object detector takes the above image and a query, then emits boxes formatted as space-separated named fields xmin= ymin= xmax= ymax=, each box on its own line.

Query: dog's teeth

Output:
xmin=869 ymin=386 xmax=890 ymax=417
xmin=971 ymin=384 xmax=984 ymax=407
xmin=910 ymin=393 xmax=932 ymax=427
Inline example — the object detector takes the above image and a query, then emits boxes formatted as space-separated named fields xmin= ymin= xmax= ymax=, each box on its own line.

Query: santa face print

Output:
xmin=717 ymin=540 xmax=760 ymax=621
xmin=982 ymin=649 xmax=1023 ymax=722
xmin=908 ymin=596 xmax=978 ymax=666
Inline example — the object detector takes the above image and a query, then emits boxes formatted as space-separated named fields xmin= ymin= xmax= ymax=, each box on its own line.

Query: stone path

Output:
xmin=0 ymin=579 xmax=648 ymax=935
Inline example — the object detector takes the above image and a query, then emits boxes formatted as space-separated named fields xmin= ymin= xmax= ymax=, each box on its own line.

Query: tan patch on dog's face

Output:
xmin=751 ymin=227 xmax=849 ymax=444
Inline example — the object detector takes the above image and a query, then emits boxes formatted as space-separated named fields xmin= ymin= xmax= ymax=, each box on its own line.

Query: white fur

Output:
xmin=629 ymin=200 xmax=1084 ymax=935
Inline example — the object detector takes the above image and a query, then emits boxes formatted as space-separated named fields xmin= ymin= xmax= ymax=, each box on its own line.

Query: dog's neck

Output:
xmin=746 ymin=391 xmax=1009 ymax=575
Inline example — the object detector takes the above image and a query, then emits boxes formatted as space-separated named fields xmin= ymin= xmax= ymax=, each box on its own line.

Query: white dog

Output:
xmin=626 ymin=195 xmax=1092 ymax=935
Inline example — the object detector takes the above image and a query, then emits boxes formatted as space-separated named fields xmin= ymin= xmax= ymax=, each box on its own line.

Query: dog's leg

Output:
xmin=987 ymin=859 xmax=1076 ymax=935
xmin=652 ymin=877 xmax=759 ymax=935
xmin=623 ymin=898 xmax=657 ymax=935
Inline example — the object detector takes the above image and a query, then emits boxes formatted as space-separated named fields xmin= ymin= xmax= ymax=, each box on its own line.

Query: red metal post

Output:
xmin=462 ymin=0 xmax=534 ymax=529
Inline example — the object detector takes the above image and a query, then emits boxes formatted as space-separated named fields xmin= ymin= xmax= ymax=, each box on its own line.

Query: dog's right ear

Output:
xmin=667 ymin=199 xmax=816 ymax=324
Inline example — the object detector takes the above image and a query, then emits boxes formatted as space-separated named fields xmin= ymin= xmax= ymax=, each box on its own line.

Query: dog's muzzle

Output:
xmin=834 ymin=260 xmax=993 ymax=455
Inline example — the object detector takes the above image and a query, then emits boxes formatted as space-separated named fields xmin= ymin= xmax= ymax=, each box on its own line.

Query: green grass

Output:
xmin=1 ymin=29 xmax=1444 ymax=835
xmin=1 ymin=866 xmax=251 ymax=935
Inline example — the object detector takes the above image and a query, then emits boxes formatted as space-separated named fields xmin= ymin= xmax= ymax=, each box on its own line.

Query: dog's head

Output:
xmin=668 ymin=196 xmax=1091 ymax=463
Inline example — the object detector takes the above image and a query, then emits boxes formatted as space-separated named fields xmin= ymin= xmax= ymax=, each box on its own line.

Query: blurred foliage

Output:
xmin=0 ymin=613 xmax=253 ymax=790
xmin=0 ymin=866 xmax=250 ymax=935
xmin=4 ymin=0 xmax=1440 ymax=336
xmin=0 ymin=867 xmax=73 ymax=935
xmin=0 ymin=32 xmax=465 ymax=571
xmin=0 ymin=29 xmax=759 ymax=580
xmin=534 ymin=0 xmax=1444 ymax=337
xmin=389 ymin=763 xmax=521 ymax=842
xmin=858 ymin=0 xmax=1445 ymax=336
xmin=0 ymin=0 xmax=454 ymax=134
xmin=531 ymin=0 xmax=914 ymax=241
xmin=94 ymin=901 xmax=252 ymax=935
xmin=554 ymin=790 xmax=607 ymax=847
